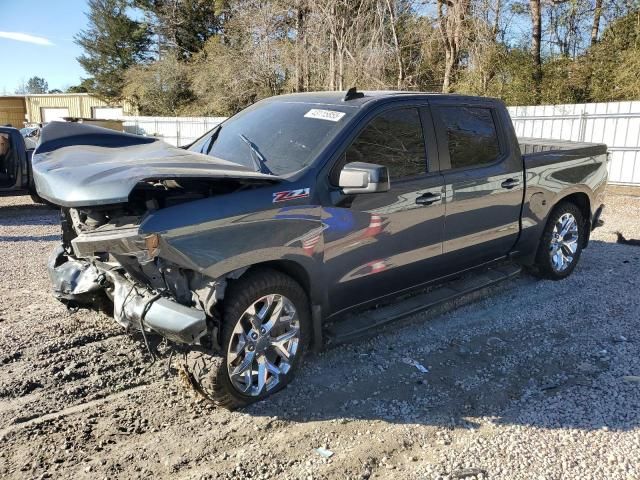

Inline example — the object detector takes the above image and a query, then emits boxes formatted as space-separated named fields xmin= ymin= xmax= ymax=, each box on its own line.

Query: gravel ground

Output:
xmin=0 ymin=191 xmax=639 ymax=480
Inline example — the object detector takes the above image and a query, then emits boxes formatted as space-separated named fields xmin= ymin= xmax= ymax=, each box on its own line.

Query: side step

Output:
xmin=324 ymin=263 xmax=521 ymax=345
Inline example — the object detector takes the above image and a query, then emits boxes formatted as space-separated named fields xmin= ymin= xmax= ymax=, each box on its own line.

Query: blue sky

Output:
xmin=0 ymin=0 xmax=89 ymax=94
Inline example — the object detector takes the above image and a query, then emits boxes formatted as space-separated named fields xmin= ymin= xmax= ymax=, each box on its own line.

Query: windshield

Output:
xmin=188 ymin=100 xmax=357 ymax=176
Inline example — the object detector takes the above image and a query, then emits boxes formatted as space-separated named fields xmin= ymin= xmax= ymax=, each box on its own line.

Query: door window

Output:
xmin=335 ymin=108 xmax=427 ymax=182
xmin=437 ymin=106 xmax=501 ymax=169
xmin=0 ymin=133 xmax=14 ymax=187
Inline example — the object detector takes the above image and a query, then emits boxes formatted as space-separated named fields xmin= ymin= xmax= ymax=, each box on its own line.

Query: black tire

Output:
xmin=184 ymin=268 xmax=310 ymax=410
xmin=29 ymin=192 xmax=46 ymax=204
xmin=29 ymin=191 xmax=55 ymax=208
xmin=534 ymin=201 xmax=585 ymax=280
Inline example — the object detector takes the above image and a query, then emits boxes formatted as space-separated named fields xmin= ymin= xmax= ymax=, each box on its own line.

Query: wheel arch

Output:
xmin=245 ymin=260 xmax=312 ymax=301
xmin=515 ymin=188 xmax=594 ymax=266
xmin=553 ymin=191 xmax=591 ymax=247
xmin=218 ymin=258 xmax=325 ymax=351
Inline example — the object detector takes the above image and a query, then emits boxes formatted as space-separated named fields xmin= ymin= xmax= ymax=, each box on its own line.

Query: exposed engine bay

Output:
xmin=63 ymin=176 xmax=264 ymax=234
xmin=50 ymin=176 xmax=263 ymax=350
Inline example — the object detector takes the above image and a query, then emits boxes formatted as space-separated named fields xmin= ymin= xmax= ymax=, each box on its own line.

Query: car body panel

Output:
xmin=428 ymin=98 xmax=525 ymax=268
xmin=32 ymin=123 xmax=279 ymax=207
xmin=514 ymin=148 xmax=608 ymax=260
xmin=323 ymin=173 xmax=446 ymax=314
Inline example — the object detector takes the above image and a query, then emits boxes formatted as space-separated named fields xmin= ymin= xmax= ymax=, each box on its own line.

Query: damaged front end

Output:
xmin=49 ymin=243 xmax=210 ymax=345
xmin=47 ymin=180 xmax=243 ymax=348
xmin=34 ymin=123 xmax=281 ymax=349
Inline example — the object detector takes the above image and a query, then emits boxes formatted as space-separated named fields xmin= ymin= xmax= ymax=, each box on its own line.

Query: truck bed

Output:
xmin=519 ymin=137 xmax=607 ymax=157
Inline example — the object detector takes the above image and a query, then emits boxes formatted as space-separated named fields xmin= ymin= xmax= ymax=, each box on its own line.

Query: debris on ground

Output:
xmin=315 ymin=447 xmax=334 ymax=458
xmin=402 ymin=357 xmax=429 ymax=373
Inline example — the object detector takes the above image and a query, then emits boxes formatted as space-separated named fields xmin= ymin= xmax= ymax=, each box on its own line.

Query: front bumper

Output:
xmin=48 ymin=245 xmax=207 ymax=345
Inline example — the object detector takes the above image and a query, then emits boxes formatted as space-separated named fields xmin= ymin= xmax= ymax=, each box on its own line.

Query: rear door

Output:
xmin=322 ymin=103 xmax=446 ymax=315
xmin=430 ymin=100 xmax=523 ymax=270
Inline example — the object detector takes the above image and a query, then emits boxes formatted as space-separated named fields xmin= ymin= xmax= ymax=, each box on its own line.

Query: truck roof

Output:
xmin=266 ymin=90 xmax=500 ymax=108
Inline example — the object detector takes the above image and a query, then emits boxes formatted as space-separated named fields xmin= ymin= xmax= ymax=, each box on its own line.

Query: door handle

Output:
xmin=501 ymin=178 xmax=520 ymax=189
xmin=415 ymin=192 xmax=442 ymax=206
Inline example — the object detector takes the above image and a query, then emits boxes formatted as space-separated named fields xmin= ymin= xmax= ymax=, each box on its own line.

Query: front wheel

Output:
xmin=534 ymin=202 xmax=585 ymax=280
xmin=184 ymin=268 xmax=310 ymax=409
xmin=29 ymin=192 xmax=49 ymax=205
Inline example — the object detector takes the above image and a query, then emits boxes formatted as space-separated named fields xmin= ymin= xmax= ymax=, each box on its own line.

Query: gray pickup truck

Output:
xmin=34 ymin=90 xmax=608 ymax=408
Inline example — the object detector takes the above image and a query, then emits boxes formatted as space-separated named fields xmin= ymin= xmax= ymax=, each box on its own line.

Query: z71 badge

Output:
xmin=273 ymin=188 xmax=310 ymax=203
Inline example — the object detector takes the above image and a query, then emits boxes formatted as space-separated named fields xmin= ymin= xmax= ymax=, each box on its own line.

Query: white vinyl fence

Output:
xmin=508 ymin=101 xmax=640 ymax=185
xmin=121 ymin=116 xmax=226 ymax=147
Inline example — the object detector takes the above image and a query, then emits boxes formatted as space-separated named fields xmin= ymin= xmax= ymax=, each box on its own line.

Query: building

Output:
xmin=0 ymin=93 xmax=136 ymax=126
xmin=0 ymin=96 xmax=27 ymax=127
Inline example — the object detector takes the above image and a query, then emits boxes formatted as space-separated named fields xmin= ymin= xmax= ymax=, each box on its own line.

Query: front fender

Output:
xmin=148 ymin=205 xmax=326 ymax=303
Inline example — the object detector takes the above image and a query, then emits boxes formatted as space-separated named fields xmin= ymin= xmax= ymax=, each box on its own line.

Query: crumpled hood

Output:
xmin=32 ymin=122 xmax=278 ymax=207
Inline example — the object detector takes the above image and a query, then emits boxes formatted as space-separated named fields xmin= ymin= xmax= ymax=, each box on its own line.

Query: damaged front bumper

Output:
xmin=48 ymin=245 xmax=208 ymax=345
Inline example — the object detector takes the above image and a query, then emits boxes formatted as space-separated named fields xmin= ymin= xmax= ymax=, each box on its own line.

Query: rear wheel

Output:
xmin=184 ymin=268 xmax=310 ymax=409
xmin=534 ymin=202 xmax=585 ymax=280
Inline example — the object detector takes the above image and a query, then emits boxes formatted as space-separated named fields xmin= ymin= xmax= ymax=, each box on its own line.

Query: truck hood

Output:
xmin=32 ymin=123 xmax=279 ymax=207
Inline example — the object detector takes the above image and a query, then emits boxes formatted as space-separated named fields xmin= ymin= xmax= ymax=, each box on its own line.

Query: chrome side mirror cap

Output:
xmin=338 ymin=162 xmax=390 ymax=194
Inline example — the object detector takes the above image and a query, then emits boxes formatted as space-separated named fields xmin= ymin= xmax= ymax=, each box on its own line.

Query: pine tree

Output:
xmin=135 ymin=0 xmax=224 ymax=59
xmin=75 ymin=0 xmax=152 ymax=100
xmin=25 ymin=76 xmax=49 ymax=94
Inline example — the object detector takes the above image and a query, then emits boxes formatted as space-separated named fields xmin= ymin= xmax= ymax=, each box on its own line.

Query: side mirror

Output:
xmin=338 ymin=162 xmax=390 ymax=195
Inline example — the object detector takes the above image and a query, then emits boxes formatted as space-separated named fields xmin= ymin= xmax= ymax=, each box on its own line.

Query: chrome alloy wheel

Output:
xmin=549 ymin=212 xmax=579 ymax=272
xmin=226 ymin=294 xmax=300 ymax=396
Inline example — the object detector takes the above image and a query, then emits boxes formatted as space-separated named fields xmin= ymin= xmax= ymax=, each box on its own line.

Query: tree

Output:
xmin=546 ymin=0 xmax=595 ymax=58
xmin=25 ymin=76 xmax=48 ymax=94
xmin=48 ymin=89 xmax=63 ymax=94
xmin=437 ymin=0 xmax=471 ymax=93
xmin=453 ymin=0 xmax=505 ymax=95
xmin=587 ymin=9 xmax=640 ymax=101
xmin=385 ymin=0 xmax=405 ymax=89
xmin=66 ymin=82 xmax=90 ymax=93
xmin=123 ymin=54 xmax=194 ymax=115
xmin=293 ymin=0 xmax=310 ymax=92
xmin=188 ymin=37 xmax=259 ymax=115
xmin=312 ymin=0 xmax=359 ymax=91
xmin=529 ymin=0 xmax=542 ymax=101
xmin=135 ymin=0 xmax=225 ymax=58
xmin=114 ymin=0 xmax=640 ymax=112
xmin=75 ymin=0 xmax=152 ymax=100
xmin=590 ymin=0 xmax=603 ymax=45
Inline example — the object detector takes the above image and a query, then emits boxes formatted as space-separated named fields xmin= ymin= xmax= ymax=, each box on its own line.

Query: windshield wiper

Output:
xmin=238 ymin=133 xmax=274 ymax=175
xmin=204 ymin=124 xmax=222 ymax=155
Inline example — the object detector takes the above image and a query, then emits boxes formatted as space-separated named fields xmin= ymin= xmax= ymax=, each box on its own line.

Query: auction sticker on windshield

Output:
xmin=304 ymin=109 xmax=346 ymax=122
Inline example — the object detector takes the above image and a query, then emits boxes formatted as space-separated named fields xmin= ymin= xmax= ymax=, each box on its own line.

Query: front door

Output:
xmin=431 ymin=103 xmax=524 ymax=270
xmin=322 ymin=106 xmax=446 ymax=316
xmin=0 ymin=128 xmax=29 ymax=191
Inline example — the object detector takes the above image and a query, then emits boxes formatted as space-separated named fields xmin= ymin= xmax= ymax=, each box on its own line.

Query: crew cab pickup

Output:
xmin=36 ymin=90 xmax=608 ymax=408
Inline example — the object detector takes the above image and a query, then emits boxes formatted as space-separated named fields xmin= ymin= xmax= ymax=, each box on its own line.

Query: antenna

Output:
xmin=343 ymin=87 xmax=364 ymax=101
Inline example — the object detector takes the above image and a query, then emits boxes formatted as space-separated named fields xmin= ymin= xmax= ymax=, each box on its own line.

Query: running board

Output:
xmin=324 ymin=263 xmax=522 ymax=345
